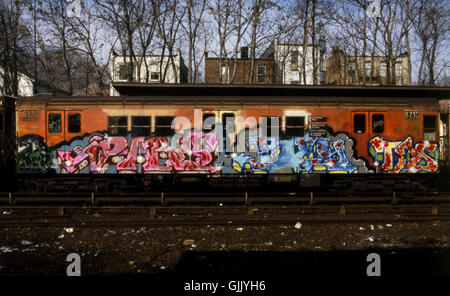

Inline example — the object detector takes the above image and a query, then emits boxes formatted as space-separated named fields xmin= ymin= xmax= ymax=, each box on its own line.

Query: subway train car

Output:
xmin=14 ymin=85 xmax=450 ymax=195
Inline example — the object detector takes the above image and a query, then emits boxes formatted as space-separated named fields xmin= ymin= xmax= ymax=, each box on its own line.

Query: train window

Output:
xmin=222 ymin=113 xmax=235 ymax=134
xmin=203 ymin=113 xmax=216 ymax=132
xmin=68 ymin=113 xmax=81 ymax=133
xmin=353 ymin=114 xmax=366 ymax=134
xmin=48 ymin=113 xmax=62 ymax=134
xmin=424 ymin=116 xmax=437 ymax=141
xmin=131 ymin=116 xmax=151 ymax=137
xmin=222 ymin=113 xmax=235 ymax=153
xmin=260 ymin=117 xmax=281 ymax=137
xmin=285 ymin=116 xmax=305 ymax=137
xmin=155 ymin=116 xmax=174 ymax=137
xmin=372 ymin=114 xmax=384 ymax=133
xmin=108 ymin=116 xmax=128 ymax=136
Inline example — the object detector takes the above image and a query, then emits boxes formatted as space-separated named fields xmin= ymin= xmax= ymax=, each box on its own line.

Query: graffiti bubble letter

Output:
xmin=366 ymin=0 xmax=381 ymax=18
xmin=67 ymin=0 xmax=82 ymax=18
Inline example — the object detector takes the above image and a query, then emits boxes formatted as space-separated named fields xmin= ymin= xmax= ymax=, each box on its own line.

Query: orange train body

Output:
xmin=16 ymin=91 xmax=441 ymax=175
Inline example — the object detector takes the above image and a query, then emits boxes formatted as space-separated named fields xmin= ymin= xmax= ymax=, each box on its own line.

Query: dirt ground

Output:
xmin=1 ymin=209 xmax=449 ymax=276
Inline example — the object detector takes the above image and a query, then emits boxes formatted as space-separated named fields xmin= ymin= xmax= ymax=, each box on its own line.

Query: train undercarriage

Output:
xmin=14 ymin=172 xmax=440 ymax=198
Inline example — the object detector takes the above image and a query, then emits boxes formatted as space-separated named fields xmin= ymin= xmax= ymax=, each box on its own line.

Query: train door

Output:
xmin=351 ymin=111 xmax=369 ymax=159
xmin=46 ymin=111 xmax=65 ymax=145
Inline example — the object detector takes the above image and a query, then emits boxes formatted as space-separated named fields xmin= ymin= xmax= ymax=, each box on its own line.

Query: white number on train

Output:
xmin=405 ymin=111 xmax=420 ymax=119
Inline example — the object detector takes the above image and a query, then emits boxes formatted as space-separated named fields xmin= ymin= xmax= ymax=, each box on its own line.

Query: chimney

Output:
xmin=241 ymin=47 xmax=248 ymax=59
xmin=205 ymin=51 xmax=208 ymax=58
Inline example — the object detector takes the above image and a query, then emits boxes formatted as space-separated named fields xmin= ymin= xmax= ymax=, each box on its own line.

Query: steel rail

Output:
xmin=0 ymin=192 xmax=449 ymax=206
xmin=1 ymin=216 xmax=450 ymax=228
xmin=1 ymin=204 xmax=450 ymax=227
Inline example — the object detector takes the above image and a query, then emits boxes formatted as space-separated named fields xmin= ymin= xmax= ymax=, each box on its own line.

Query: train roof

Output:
xmin=16 ymin=84 xmax=450 ymax=108
xmin=111 ymin=84 xmax=450 ymax=98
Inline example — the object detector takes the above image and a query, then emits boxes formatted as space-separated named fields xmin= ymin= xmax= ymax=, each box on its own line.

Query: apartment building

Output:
xmin=204 ymin=48 xmax=275 ymax=84
xmin=261 ymin=38 xmax=327 ymax=85
xmin=109 ymin=50 xmax=188 ymax=96
xmin=326 ymin=46 xmax=411 ymax=86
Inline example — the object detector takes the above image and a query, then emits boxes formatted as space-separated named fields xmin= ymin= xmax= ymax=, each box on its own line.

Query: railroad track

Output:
xmin=0 ymin=191 xmax=449 ymax=206
xmin=1 ymin=204 xmax=450 ymax=227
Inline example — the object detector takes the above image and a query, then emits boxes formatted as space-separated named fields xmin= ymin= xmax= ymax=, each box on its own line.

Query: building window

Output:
xmin=118 ymin=63 xmax=134 ymax=81
xmin=290 ymin=51 xmax=299 ymax=71
xmin=424 ymin=116 xmax=436 ymax=141
xmin=48 ymin=113 xmax=62 ymax=134
xmin=372 ymin=114 xmax=384 ymax=133
xmin=221 ymin=65 xmax=228 ymax=83
xmin=365 ymin=61 xmax=371 ymax=76
xmin=68 ymin=113 xmax=81 ymax=133
xmin=203 ymin=113 xmax=216 ymax=132
xmin=108 ymin=116 xmax=128 ymax=136
xmin=353 ymin=114 xmax=366 ymax=134
xmin=155 ymin=116 xmax=174 ymax=137
xmin=260 ymin=117 xmax=281 ymax=137
xmin=395 ymin=62 xmax=402 ymax=78
xmin=348 ymin=61 xmax=355 ymax=74
xmin=285 ymin=116 xmax=305 ymax=137
xmin=380 ymin=61 xmax=387 ymax=77
xmin=131 ymin=116 xmax=151 ymax=137
xmin=150 ymin=72 xmax=160 ymax=81
xmin=319 ymin=52 xmax=325 ymax=71
xmin=257 ymin=66 xmax=266 ymax=84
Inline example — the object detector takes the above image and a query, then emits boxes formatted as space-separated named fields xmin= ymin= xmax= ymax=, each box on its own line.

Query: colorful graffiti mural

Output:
xmin=53 ymin=131 xmax=220 ymax=173
xmin=369 ymin=136 xmax=438 ymax=173
xmin=26 ymin=131 xmax=441 ymax=175
xmin=232 ymin=131 xmax=369 ymax=174
xmin=17 ymin=135 xmax=53 ymax=173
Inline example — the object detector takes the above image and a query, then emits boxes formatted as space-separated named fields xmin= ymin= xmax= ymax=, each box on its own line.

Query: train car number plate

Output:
xmin=405 ymin=111 xmax=420 ymax=119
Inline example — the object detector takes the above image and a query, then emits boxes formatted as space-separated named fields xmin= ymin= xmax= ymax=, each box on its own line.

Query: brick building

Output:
xmin=326 ymin=45 xmax=411 ymax=86
xmin=205 ymin=48 xmax=275 ymax=84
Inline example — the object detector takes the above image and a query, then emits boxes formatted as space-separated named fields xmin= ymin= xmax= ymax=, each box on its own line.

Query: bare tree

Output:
xmin=247 ymin=0 xmax=277 ymax=84
xmin=0 ymin=0 xmax=30 ymax=96
xmin=95 ymin=0 xmax=145 ymax=82
xmin=180 ymin=0 xmax=207 ymax=83
xmin=153 ymin=0 xmax=186 ymax=83
xmin=208 ymin=0 xmax=235 ymax=84
xmin=413 ymin=0 xmax=449 ymax=86
xmin=229 ymin=0 xmax=251 ymax=83
xmin=39 ymin=0 xmax=77 ymax=94
xmin=67 ymin=1 xmax=111 ymax=95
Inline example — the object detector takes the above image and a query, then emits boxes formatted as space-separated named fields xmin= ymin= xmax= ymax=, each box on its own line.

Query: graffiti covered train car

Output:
xmin=14 ymin=85 xmax=449 ymax=194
